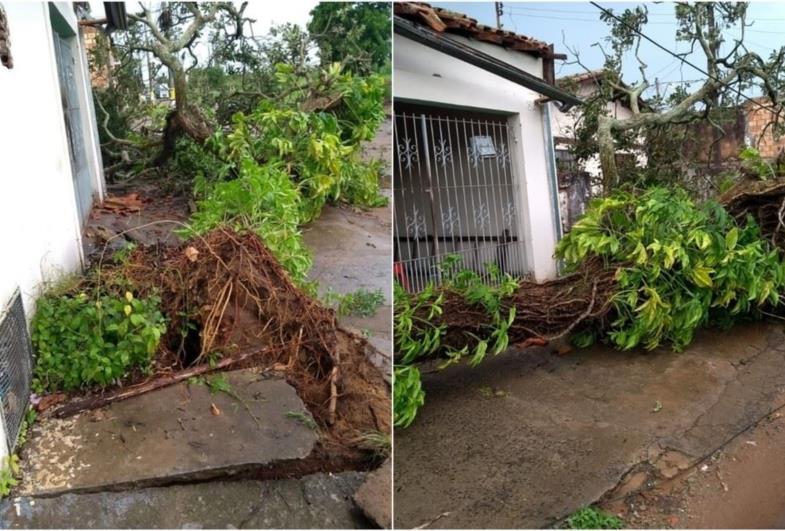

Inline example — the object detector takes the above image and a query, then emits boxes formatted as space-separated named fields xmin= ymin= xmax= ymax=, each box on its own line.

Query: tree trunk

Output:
xmin=156 ymin=65 xmax=212 ymax=164
xmin=598 ymin=115 xmax=618 ymax=193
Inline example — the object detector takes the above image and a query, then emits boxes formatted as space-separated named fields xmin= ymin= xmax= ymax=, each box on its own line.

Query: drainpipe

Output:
xmin=540 ymin=101 xmax=564 ymax=271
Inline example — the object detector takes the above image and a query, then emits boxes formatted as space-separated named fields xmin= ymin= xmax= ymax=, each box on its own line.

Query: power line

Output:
xmin=590 ymin=1 xmax=773 ymax=113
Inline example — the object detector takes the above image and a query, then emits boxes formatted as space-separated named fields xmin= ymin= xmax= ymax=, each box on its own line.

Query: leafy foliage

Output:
xmin=565 ymin=507 xmax=624 ymax=530
xmin=393 ymin=259 xmax=520 ymax=426
xmin=178 ymin=63 xmax=386 ymax=284
xmin=184 ymin=161 xmax=312 ymax=284
xmin=739 ymin=146 xmax=776 ymax=180
xmin=308 ymin=2 xmax=391 ymax=75
xmin=393 ymin=365 xmax=425 ymax=428
xmin=0 ymin=455 xmax=20 ymax=498
xmin=31 ymin=291 xmax=166 ymax=392
xmin=556 ymin=187 xmax=785 ymax=350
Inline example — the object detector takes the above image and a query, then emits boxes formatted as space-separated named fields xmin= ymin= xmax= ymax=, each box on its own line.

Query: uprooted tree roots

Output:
xmin=418 ymin=259 xmax=617 ymax=361
xmin=52 ymin=228 xmax=389 ymax=454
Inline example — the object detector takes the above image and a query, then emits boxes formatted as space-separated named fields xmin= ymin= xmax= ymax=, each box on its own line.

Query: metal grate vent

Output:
xmin=0 ymin=290 xmax=33 ymax=451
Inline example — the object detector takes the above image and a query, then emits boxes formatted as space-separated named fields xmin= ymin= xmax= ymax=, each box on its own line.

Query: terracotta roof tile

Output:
xmin=394 ymin=2 xmax=563 ymax=59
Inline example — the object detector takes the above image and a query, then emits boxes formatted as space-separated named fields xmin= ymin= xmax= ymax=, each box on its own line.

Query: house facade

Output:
xmin=0 ymin=2 xmax=105 ymax=458
xmin=392 ymin=3 xmax=580 ymax=290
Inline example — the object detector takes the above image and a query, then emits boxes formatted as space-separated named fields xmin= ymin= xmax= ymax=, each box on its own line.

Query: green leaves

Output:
xmin=557 ymin=186 xmax=785 ymax=351
xmin=31 ymin=292 xmax=167 ymax=393
xmin=393 ymin=365 xmax=425 ymax=428
xmin=394 ymin=257 xmax=521 ymax=427
xmin=175 ymin=65 xmax=387 ymax=285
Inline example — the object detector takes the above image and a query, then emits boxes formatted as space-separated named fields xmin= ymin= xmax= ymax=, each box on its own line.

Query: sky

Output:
xmin=88 ymin=1 xmax=319 ymax=33
xmin=431 ymin=1 xmax=785 ymax=100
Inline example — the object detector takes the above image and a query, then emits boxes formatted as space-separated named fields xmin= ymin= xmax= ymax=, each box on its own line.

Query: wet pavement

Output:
xmin=394 ymin=322 xmax=785 ymax=529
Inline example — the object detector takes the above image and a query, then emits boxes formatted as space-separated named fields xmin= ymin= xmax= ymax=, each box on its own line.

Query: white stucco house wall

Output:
xmin=393 ymin=3 xmax=581 ymax=290
xmin=0 ymin=1 xmax=105 ymax=458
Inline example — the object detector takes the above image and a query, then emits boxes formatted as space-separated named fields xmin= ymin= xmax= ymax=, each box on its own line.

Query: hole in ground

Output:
xmin=168 ymin=318 xmax=203 ymax=367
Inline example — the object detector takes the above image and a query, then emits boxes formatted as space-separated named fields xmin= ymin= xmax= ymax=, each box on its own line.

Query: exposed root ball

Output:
xmin=416 ymin=258 xmax=617 ymax=358
xmin=119 ymin=227 xmax=389 ymax=446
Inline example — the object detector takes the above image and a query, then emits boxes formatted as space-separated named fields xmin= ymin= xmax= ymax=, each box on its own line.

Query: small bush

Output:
xmin=326 ymin=288 xmax=385 ymax=317
xmin=32 ymin=291 xmax=166 ymax=392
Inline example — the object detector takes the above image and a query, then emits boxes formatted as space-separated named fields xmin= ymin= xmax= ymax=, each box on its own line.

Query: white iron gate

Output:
xmin=394 ymin=109 xmax=528 ymax=293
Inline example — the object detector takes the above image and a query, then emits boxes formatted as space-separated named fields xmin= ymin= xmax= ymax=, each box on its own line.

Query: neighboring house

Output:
xmin=551 ymin=69 xmax=648 ymax=178
xmin=550 ymin=70 xmax=648 ymax=232
xmin=392 ymin=2 xmax=581 ymax=291
xmin=0 ymin=2 xmax=107 ymax=458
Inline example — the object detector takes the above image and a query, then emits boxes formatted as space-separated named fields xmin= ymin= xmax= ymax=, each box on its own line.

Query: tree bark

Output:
xmin=598 ymin=115 xmax=618 ymax=191
xmin=49 ymin=346 xmax=266 ymax=419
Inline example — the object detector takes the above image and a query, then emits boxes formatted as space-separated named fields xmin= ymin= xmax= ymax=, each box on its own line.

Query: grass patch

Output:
xmin=325 ymin=288 xmax=385 ymax=317
xmin=565 ymin=507 xmax=623 ymax=529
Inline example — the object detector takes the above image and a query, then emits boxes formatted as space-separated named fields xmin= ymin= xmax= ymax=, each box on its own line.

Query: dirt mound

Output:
xmin=113 ymin=228 xmax=389 ymax=449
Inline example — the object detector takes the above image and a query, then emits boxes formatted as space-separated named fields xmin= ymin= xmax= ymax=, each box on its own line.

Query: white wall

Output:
xmin=0 ymin=2 xmax=104 ymax=457
xmin=394 ymin=34 xmax=561 ymax=281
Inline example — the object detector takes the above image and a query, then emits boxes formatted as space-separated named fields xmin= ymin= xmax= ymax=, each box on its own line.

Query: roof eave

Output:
xmin=394 ymin=16 xmax=583 ymax=110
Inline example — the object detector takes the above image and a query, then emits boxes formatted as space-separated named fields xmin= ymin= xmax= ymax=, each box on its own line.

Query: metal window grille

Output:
xmin=0 ymin=290 xmax=33 ymax=451
xmin=394 ymin=110 xmax=528 ymax=293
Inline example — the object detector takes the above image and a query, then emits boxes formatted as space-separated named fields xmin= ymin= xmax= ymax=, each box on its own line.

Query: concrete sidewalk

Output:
xmin=393 ymin=322 xmax=785 ymax=529
xmin=18 ymin=370 xmax=316 ymax=496
xmin=2 ymin=473 xmax=370 ymax=529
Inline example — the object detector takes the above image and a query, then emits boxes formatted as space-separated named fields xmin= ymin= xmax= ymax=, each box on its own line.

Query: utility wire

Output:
xmin=590 ymin=1 xmax=774 ymax=113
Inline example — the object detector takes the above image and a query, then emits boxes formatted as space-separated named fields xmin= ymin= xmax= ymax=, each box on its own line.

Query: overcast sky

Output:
xmin=88 ymin=1 xmax=319 ymax=31
xmin=431 ymin=2 xmax=785 ymax=99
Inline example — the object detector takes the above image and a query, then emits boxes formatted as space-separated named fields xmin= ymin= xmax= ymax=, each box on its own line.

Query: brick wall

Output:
xmin=82 ymin=26 xmax=109 ymax=89
xmin=745 ymin=98 xmax=785 ymax=159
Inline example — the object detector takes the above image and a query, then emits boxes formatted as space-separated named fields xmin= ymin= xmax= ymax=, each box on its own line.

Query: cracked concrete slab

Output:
xmin=393 ymin=322 xmax=785 ymax=529
xmin=0 ymin=473 xmax=369 ymax=529
xmin=19 ymin=371 xmax=317 ymax=496
xmin=354 ymin=459 xmax=391 ymax=528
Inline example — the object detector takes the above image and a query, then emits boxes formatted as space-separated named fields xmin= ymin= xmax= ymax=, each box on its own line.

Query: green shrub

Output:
xmin=32 ymin=291 xmax=166 ymax=392
xmin=326 ymin=287 xmax=385 ymax=317
xmin=556 ymin=186 xmax=785 ymax=351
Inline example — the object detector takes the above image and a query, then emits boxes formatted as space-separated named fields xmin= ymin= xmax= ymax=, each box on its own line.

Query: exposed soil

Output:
xmin=56 ymin=228 xmax=390 ymax=462
xmin=600 ymin=400 xmax=785 ymax=529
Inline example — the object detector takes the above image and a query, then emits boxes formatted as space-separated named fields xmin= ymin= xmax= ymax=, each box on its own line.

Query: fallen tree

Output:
xmin=395 ymin=184 xmax=785 ymax=427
